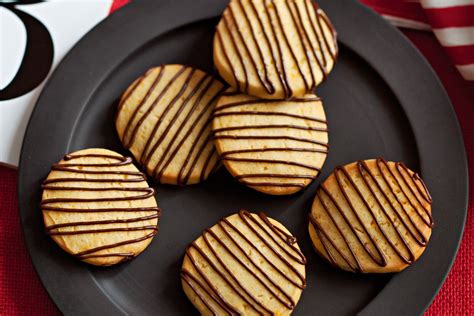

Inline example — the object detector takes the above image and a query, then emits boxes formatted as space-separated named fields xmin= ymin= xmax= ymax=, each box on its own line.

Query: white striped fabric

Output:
xmin=433 ymin=27 xmax=474 ymax=46
xmin=421 ymin=0 xmax=474 ymax=81
xmin=362 ymin=0 xmax=474 ymax=82
xmin=421 ymin=0 xmax=474 ymax=9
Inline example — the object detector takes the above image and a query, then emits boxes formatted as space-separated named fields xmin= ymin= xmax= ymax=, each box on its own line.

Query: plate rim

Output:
xmin=17 ymin=0 xmax=468 ymax=315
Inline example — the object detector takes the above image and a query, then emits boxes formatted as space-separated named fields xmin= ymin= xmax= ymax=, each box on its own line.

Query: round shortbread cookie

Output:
xmin=214 ymin=0 xmax=338 ymax=99
xmin=308 ymin=159 xmax=434 ymax=273
xmin=115 ymin=64 xmax=226 ymax=185
xmin=41 ymin=148 xmax=160 ymax=266
xmin=212 ymin=90 xmax=329 ymax=195
xmin=181 ymin=210 xmax=306 ymax=315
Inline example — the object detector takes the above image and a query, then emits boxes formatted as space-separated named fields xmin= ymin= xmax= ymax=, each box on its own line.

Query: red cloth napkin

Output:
xmin=361 ymin=0 xmax=474 ymax=82
xmin=0 ymin=1 xmax=472 ymax=315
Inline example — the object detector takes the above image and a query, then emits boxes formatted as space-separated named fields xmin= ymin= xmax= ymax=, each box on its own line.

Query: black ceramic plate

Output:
xmin=18 ymin=0 xmax=468 ymax=315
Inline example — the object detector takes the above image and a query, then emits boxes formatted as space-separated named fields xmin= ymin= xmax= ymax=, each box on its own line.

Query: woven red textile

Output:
xmin=405 ymin=29 xmax=474 ymax=316
xmin=0 ymin=167 xmax=58 ymax=315
xmin=0 ymin=3 xmax=472 ymax=316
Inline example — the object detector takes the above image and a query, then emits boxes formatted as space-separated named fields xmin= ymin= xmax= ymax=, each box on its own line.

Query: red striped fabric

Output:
xmin=425 ymin=5 xmax=474 ymax=28
xmin=445 ymin=45 xmax=474 ymax=65
xmin=361 ymin=0 xmax=474 ymax=82
xmin=362 ymin=0 xmax=428 ymax=24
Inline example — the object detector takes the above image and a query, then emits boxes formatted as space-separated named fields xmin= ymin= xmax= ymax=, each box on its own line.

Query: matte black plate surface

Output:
xmin=18 ymin=0 xmax=468 ymax=315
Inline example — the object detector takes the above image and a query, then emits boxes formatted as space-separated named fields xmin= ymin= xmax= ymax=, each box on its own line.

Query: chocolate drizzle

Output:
xmin=215 ymin=0 xmax=338 ymax=98
xmin=182 ymin=210 xmax=306 ymax=314
xmin=213 ymin=95 xmax=328 ymax=190
xmin=116 ymin=65 xmax=225 ymax=185
xmin=309 ymin=158 xmax=433 ymax=272
xmin=41 ymin=153 xmax=160 ymax=262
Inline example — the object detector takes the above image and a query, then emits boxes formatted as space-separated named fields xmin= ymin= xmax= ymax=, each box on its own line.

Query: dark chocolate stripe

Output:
xmin=357 ymin=161 xmax=415 ymax=263
xmin=151 ymin=76 xmax=214 ymax=178
xmin=187 ymin=241 xmax=265 ymax=314
xmin=376 ymin=159 xmax=432 ymax=243
xmin=222 ymin=157 xmax=321 ymax=171
xmin=221 ymin=12 xmax=249 ymax=94
xmin=235 ymin=173 xmax=317 ymax=180
xmin=335 ymin=166 xmax=388 ymax=266
xmin=411 ymin=171 xmax=433 ymax=203
xmin=125 ymin=66 xmax=186 ymax=150
xmin=311 ymin=187 xmax=364 ymax=272
xmin=142 ymin=72 xmax=208 ymax=167
xmin=222 ymin=147 xmax=325 ymax=188
xmin=394 ymin=162 xmax=433 ymax=226
xmin=141 ymin=68 xmax=196 ymax=164
xmin=216 ymin=0 xmax=337 ymax=97
xmin=309 ymin=159 xmax=433 ymax=272
xmin=242 ymin=181 xmax=307 ymax=188
xmin=43 ymin=177 xmax=145 ymax=184
xmin=48 ymin=226 xmax=157 ymax=236
xmin=42 ymin=206 xmax=159 ymax=213
xmin=220 ymin=217 xmax=305 ymax=289
xmin=204 ymin=228 xmax=295 ymax=309
xmin=214 ymin=134 xmax=328 ymax=147
xmin=286 ymin=0 xmax=316 ymax=88
xmin=63 ymin=154 xmax=131 ymax=163
xmin=237 ymin=173 xmax=318 ymax=188
xmin=122 ymin=66 xmax=167 ymax=147
xmin=41 ymin=153 xmax=159 ymax=261
xmin=41 ymin=186 xmax=153 ymax=192
xmin=181 ymin=133 xmax=214 ymax=185
xmin=220 ymin=90 xmax=241 ymax=97
xmin=304 ymin=1 xmax=327 ymax=66
xmin=155 ymin=85 xmax=227 ymax=184
xmin=261 ymin=0 xmax=292 ymax=97
xmin=51 ymin=166 xmax=144 ymax=177
xmin=46 ymin=213 xmax=159 ymax=231
xmin=220 ymin=147 xmax=328 ymax=157
xmin=79 ymin=253 xmax=134 ymax=260
xmin=118 ymin=66 xmax=222 ymax=185
xmin=181 ymin=269 xmax=233 ymax=315
xmin=41 ymin=188 xmax=154 ymax=203
xmin=213 ymin=124 xmax=327 ymax=133
xmin=247 ymin=0 xmax=287 ymax=96
xmin=290 ymin=0 xmax=325 ymax=83
xmin=228 ymin=3 xmax=273 ymax=94
xmin=309 ymin=213 xmax=360 ymax=271
xmin=200 ymin=147 xmax=219 ymax=183
xmin=315 ymin=5 xmax=338 ymax=61
xmin=272 ymin=0 xmax=309 ymax=91
xmin=117 ymin=75 xmax=144 ymax=113
xmin=182 ymin=210 xmax=305 ymax=314
xmin=235 ymin=0 xmax=275 ymax=94
xmin=75 ymin=231 xmax=157 ymax=259
xmin=215 ymin=31 xmax=239 ymax=92
xmin=213 ymin=110 xmax=327 ymax=124
xmin=214 ymin=97 xmax=321 ymax=112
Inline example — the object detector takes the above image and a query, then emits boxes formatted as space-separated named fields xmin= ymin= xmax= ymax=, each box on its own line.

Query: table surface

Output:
xmin=0 ymin=18 xmax=472 ymax=316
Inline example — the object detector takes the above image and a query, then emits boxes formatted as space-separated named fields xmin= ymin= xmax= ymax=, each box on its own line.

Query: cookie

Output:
xmin=308 ymin=158 xmax=434 ymax=273
xmin=214 ymin=0 xmax=337 ymax=99
xmin=212 ymin=91 xmax=329 ymax=195
xmin=115 ymin=64 xmax=226 ymax=185
xmin=181 ymin=210 xmax=306 ymax=315
xmin=41 ymin=148 xmax=160 ymax=266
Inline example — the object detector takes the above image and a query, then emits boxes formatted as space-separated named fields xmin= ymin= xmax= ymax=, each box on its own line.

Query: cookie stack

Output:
xmin=213 ymin=0 xmax=337 ymax=195
xmin=38 ymin=0 xmax=434 ymax=314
